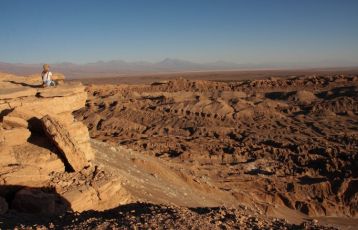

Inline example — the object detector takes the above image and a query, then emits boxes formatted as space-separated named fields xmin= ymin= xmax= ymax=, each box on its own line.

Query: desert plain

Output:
xmin=0 ymin=69 xmax=357 ymax=229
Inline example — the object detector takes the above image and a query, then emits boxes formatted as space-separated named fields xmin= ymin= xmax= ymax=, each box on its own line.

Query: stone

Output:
xmin=6 ymin=107 xmax=43 ymax=121
xmin=0 ymin=127 xmax=5 ymax=144
xmin=12 ymin=91 xmax=87 ymax=116
xmin=77 ymin=142 xmax=95 ymax=160
xmin=11 ymin=188 xmax=70 ymax=215
xmin=41 ymin=115 xmax=89 ymax=171
xmin=11 ymin=138 xmax=65 ymax=173
xmin=0 ymin=146 xmax=17 ymax=165
xmin=3 ymin=128 xmax=31 ymax=146
xmin=53 ymin=112 xmax=75 ymax=126
xmin=66 ymin=121 xmax=94 ymax=160
xmin=0 ymin=165 xmax=51 ymax=187
xmin=0 ymin=73 xmax=99 ymax=214
xmin=0 ymin=196 xmax=8 ymax=214
xmin=0 ymin=87 xmax=37 ymax=100
xmin=37 ymin=82 xmax=84 ymax=98
xmin=60 ymin=177 xmax=132 ymax=212
xmin=0 ymin=102 xmax=10 ymax=111
xmin=291 ymin=90 xmax=317 ymax=104
xmin=2 ymin=116 xmax=28 ymax=129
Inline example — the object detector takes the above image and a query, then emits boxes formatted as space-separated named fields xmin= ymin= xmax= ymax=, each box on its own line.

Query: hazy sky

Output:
xmin=0 ymin=0 xmax=357 ymax=66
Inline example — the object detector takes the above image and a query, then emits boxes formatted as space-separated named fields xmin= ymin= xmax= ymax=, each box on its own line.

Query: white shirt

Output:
xmin=42 ymin=71 xmax=52 ymax=82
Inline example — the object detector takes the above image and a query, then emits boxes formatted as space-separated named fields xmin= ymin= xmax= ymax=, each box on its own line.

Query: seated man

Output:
xmin=41 ymin=64 xmax=56 ymax=87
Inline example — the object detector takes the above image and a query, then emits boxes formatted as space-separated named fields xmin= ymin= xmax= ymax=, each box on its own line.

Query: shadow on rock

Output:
xmin=0 ymin=185 xmax=72 ymax=228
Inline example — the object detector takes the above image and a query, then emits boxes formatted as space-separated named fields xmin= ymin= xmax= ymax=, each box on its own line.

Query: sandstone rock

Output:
xmin=0 ymin=74 xmax=98 ymax=214
xmin=0 ymin=87 xmax=37 ymax=100
xmin=12 ymin=188 xmax=70 ymax=215
xmin=0 ymin=196 xmax=8 ymax=214
xmin=3 ymin=128 xmax=31 ymax=146
xmin=0 ymin=146 xmax=17 ymax=165
xmin=2 ymin=116 xmax=28 ymax=129
xmin=0 ymin=127 xmax=5 ymax=144
xmin=291 ymin=90 xmax=317 ymax=104
xmin=77 ymin=142 xmax=94 ymax=160
xmin=0 ymin=102 xmax=10 ymax=111
xmin=52 ymin=112 xmax=75 ymax=126
xmin=0 ymin=165 xmax=51 ymax=187
xmin=6 ymin=107 xmax=43 ymax=121
xmin=62 ymin=178 xmax=132 ymax=212
xmin=0 ymin=143 xmax=64 ymax=186
xmin=66 ymin=121 xmax=94 ymax=160
xmin=37 ymin=82 xmax=84 ymax=98
xmin=11 ymin=137 xmax=65 ymax=174
xmin=11 ymin=91 xmax=87 ymax=116
xmin=41 ymin=115 xmax=89 ymax=171
xmin=94 ymin=178 xmax=133 ymax=210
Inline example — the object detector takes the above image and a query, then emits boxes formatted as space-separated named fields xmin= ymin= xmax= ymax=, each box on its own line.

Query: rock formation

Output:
xmin=0 ymin=72 xmax=229 ymax=215
xmin=1 ymin=72 xmax=357 ymax=229
xmin=41 ymin=115 xmax=89 ymax=171
xmin=75 ymin=75 xmax=358 ymax=218
xmin=0 ymin=72 xmax=117 ymax=213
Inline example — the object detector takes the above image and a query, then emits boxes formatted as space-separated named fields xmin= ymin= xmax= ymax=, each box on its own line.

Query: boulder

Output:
xmin=50 ymin=167 xmax=132 ymax=212
xmin=11 ymin=188 xmax=70 ymax=215
xmin=62 ymin=178 xmax=132 ymax=212
xmin=2 ymin=116 xmax=28 ymax=129
xmin=0 ymin=196 xmax=8 ymax=214
xmin=66 ymin=121 xmax=94 ymax=160
xmin=0 ymin=146 xmax=17 ymax=165
xmin=11 ymin=137 xmax=65 ymax=173
xmin=3 ymin=128 xmax=31 ymax=146
xmin=0 ymin=139 xmax=65 ymax=186
xmin=41 ymin=115 xmax=89 ymax=171
xmin=0 ymin=165 xmax=52 ymax=187
xmin=291 ymin=90 xmax=317 ymax=104
xmin=0 ymin=102 xmax=10 ymax=111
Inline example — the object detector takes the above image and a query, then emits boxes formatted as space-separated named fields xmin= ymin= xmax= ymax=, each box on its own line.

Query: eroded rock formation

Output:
xmin=1 ymin=72 xmax=357 ymax=229
xmin=0 ymin=72 xmax=228 ymax=216
xmin=75 ymin=75 xmax=358 ymax=218
xmin=0 ymin=72 xmax=118 ymax=213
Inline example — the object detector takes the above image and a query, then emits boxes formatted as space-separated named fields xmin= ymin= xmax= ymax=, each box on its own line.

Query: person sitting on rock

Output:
xmin=41 ymin=64 xmax=56 ymax=87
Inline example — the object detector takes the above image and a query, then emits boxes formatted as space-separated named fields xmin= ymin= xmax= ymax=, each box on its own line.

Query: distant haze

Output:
xmin=1 ymin=58 xmax=358 ymax=79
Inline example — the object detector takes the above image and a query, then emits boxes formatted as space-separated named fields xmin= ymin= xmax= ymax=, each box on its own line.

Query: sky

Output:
xmin=0 ymin=0 xmax=358 ymax=67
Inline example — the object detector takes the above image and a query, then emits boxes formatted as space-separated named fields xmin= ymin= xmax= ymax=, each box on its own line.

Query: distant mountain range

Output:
xmin=0 ymin=58 xmax=357 ymax=79
xmin=0 ymin=58 xmax=277 ymax=78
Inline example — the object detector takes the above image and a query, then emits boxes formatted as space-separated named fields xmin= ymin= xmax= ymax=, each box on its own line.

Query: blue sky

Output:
xmin=0 ymin=0 xmax=357 ymax=66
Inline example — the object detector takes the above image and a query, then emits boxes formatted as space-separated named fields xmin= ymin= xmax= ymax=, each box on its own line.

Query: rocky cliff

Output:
xmin=0 ymin=72 xmax=129 ymax=213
